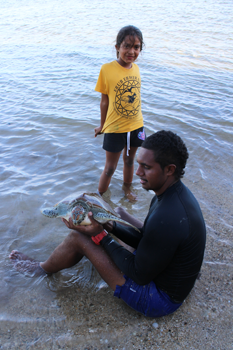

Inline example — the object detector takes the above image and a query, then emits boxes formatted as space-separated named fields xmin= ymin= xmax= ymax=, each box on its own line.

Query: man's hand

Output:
xmin=103 ymin=221 xmax=114 ymax=233
xmin=62 ymin=212 xmax=104 ymax=237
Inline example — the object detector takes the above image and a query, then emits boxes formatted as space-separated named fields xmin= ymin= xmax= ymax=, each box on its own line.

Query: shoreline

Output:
xmin=1 ymin=182 xmax=233 ymax=349
xmin=1 ymin=259 xmax=232 ymax=349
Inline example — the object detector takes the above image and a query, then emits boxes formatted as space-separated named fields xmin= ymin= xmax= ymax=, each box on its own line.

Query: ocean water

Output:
xmin=0 ymin=0 xmax=233 ymax=346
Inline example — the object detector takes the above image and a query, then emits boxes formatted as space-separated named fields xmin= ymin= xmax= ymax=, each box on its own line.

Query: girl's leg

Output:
xmin=98 ymin=151 xmax=121 ymax=194
xmin=122 ymin=146 xmax=138 ymax=201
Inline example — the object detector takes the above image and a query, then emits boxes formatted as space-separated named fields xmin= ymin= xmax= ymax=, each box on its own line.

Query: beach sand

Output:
xmin=1 ymin=181 xmax=233 ymax=350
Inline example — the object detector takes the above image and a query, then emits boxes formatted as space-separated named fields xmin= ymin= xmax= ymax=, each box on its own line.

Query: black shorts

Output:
xmin=103 ymin=127 xmax=146 ymax=153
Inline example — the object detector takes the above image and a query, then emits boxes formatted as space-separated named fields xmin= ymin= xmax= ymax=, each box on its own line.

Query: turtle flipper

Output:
xmin=111 ymin=218 xmax=140 ymax=232
xmin=93 ymin=213 xmax=140 ymax=232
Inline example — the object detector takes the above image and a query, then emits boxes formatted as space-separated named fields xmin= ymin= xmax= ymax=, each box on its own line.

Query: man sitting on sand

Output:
xmin=10 ymin=130 xmax=206 ymax=318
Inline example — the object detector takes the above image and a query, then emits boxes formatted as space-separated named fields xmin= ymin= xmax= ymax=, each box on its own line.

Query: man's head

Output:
xmin=136 ymin=131 xmax=189 ymax=194
xmin=142 ymin=130 xmax=189 ymax=180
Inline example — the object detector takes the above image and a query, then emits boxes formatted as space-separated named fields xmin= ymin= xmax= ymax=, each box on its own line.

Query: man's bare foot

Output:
xmin=122 ymin=184 xmax=137 ymax=202
xmin=9 ymin=250 xmax=48 ymax=277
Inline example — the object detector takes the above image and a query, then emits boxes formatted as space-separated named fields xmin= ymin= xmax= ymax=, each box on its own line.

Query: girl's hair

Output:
xmin=116 ymin=25 xmax=144 ymax=57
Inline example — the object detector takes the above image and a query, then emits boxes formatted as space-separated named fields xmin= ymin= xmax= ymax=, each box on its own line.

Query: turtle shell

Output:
xmin=66 ymin=192 xmax=120 ymax=217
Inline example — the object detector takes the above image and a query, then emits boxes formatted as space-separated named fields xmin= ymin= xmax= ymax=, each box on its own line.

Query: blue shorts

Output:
xmin=114 ymin=275 xmax=182 ymax=317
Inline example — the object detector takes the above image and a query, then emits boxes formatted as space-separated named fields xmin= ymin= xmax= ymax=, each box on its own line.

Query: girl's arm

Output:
xmin=95 ymin=93 xmax=109 ymax=137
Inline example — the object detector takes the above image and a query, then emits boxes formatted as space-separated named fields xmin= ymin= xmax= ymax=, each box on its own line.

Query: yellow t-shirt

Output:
xmin=95 ymin=60 xmax=144 ymax=133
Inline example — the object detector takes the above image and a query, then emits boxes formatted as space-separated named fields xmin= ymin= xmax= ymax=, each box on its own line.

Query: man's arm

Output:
xmin=101 ymin=214 xmax=182 ymax=285
xmin=111 ymin=222 xmax=143 ymax=248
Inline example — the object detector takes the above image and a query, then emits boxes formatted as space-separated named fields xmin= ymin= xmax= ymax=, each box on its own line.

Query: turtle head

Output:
xmin=40 ymin=202 xmax=68 ymax=218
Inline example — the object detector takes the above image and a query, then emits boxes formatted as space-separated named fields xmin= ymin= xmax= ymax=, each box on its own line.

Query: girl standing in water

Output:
xmin=95 ymin=25 xmax=145 ymax=201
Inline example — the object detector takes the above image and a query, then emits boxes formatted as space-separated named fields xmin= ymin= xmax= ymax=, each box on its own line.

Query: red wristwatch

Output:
xmin=91 ymin=230 xmax=108 ymax=245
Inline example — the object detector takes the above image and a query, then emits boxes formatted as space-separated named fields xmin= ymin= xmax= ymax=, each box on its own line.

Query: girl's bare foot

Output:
xmin=9 ymin=250 xmax=48 ymax=277
xmin=122 ymin=184 xmax=137 ymax=202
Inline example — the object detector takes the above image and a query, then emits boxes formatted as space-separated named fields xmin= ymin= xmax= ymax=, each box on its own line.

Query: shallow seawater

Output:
xmin=0 ymin=0 xmax=233 ymax=348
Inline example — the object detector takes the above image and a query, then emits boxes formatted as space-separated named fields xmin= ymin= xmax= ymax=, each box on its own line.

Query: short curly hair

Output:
xmin=142 ymin=130 xmax=189 ymax=180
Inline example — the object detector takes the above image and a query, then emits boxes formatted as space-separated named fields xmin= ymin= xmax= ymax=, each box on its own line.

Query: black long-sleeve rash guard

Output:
xmin=101 ymin=181 xmax=206 ymax=302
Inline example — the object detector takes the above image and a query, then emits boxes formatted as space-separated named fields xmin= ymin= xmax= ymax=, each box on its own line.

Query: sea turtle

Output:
xmin=41 ymin=192 xmax=140 ymax=232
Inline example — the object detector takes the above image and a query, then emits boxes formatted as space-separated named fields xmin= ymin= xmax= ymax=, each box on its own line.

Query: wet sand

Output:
xmin=1 ymin=180 xmax=233 ymax=350
xmin=1 ymin=0 xmax=233 ymax=346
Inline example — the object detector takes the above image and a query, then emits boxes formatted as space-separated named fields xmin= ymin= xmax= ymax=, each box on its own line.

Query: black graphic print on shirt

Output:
xmin=114 ymin=76 xmax=141 ymax=119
